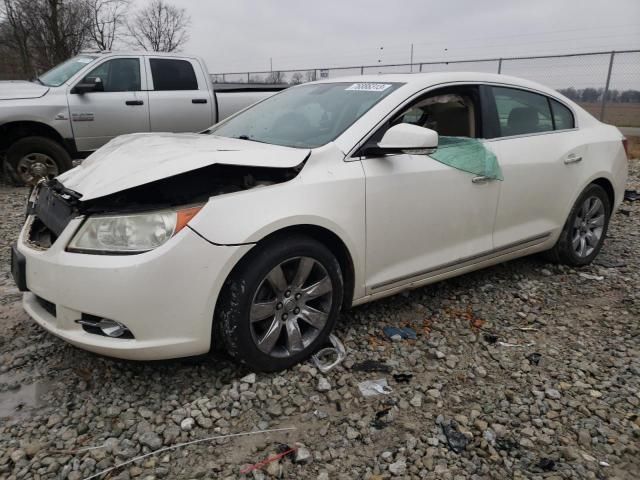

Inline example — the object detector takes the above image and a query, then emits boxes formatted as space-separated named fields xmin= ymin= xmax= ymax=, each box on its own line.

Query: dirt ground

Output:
xmin=0 ymin=160 xmax=639 ymax=479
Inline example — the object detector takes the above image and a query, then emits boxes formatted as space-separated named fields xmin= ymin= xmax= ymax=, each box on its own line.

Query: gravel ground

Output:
xmin=0 ymin=164 xmax=639 ymax=480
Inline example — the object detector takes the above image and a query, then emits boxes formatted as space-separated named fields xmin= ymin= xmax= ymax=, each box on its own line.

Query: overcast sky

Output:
xmin=169 ymin=0 xmax=640 ymax=74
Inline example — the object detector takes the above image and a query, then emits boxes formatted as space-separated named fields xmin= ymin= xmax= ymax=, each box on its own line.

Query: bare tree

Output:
xmin=1 ymin=0 xmax=35 ymax=77
xmin=85 ymin=0 xmax=128 ymax=50
xmin=127 ymin=0 xmax=190 ymax=52
xmin=265 ymin=71 xmax=284 ymax=84
xmin=290 ymin=72 xmax=303 ymax=85
xmin=24 ymin=0 xmax=91 ymax=69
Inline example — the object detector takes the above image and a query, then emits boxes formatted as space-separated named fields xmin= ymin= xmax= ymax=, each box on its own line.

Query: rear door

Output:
xmin=145 ymin=57 xmax=213 ymax=132
xmin=67 ymin=56 xmax=150 ymax=151
xmin=482 ymin=85 xmax=586 ymax=248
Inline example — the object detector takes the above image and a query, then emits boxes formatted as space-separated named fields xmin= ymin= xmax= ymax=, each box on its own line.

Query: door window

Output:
xmin=492 ymin=87 xmax=553 ymax=137
xmin=80 ymin=58 xmax=141 ymax=92
xmin=366 ymin=86 xmax=503 ymax=180
xmin=150 ymin=59 xmax=198 ymax=90
xmin=391 ymin=92 xmax=477 ymax=138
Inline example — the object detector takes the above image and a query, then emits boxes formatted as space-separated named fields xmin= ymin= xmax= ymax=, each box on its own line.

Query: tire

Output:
xmin=6 ymin=136 xmax=73 ymax=186
xmin=548 ymin=183 xmax=611 ymax=266
xmin=215 ymin=234 xmax=344 ymax=372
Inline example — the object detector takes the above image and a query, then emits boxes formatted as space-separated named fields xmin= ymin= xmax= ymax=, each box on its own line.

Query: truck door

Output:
xmin=145 ymin=57 xmax=214 ymax=133
xmin=67 ymin=57 xmax=150 ymax=152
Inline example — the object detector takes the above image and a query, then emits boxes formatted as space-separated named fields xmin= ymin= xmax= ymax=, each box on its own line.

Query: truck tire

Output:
xmin=6 ymin=136 xmax=73 ymax=186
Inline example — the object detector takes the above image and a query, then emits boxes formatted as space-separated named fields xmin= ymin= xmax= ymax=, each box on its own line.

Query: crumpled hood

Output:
xmin=0 ymin=80 xmax=49 ymax=100
xmin=57 ymin=133 xmax=310 ymax=201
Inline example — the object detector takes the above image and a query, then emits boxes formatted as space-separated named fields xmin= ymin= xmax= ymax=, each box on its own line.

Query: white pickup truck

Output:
xmin=0 ymin=51 xmax=284 ymax=184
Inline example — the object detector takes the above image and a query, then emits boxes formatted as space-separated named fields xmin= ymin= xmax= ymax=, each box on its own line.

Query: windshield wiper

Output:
xmin=32 ymin=77 xmax=45 ymax=86
xmin=235 ymin=135 xmax=266 ymax=144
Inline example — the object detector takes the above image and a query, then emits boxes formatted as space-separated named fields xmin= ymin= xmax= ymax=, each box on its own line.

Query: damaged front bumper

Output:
xmin=16 ymin=212 xmax=253 ymax=360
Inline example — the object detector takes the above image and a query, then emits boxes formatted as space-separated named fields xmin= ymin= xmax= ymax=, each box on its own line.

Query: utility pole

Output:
xmin=270 ymin=57 xmax=273 ymax=72
xmin=410 ymin=43 xmax=414 ymax=73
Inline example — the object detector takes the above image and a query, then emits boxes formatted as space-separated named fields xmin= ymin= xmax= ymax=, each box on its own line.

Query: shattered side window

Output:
xmin=430 ymin=136 xmax=503 ymax=181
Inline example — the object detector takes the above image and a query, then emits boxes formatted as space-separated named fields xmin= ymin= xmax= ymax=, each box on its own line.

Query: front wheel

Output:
xmin=216 ymin=235 xmax=344 ymax=371
xmin=548 ymin=183 xmax=611 ymax=266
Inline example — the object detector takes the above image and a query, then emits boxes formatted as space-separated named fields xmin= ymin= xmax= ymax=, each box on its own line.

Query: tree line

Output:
xmin=0 ymin=0 xmax=190 ymax=79
xmin=558 ymin=87 xmax=640 ymax=104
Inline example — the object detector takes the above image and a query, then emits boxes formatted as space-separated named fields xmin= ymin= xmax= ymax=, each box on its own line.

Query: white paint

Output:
xmin=18 ymin=71 xmax=628 ymax=362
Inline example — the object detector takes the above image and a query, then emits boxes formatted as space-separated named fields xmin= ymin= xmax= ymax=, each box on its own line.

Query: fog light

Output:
xmin=76 ymin=316 xmax=133 ymax=338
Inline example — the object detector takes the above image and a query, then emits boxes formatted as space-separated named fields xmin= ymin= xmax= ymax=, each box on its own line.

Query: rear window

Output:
xmin=550 ymin=99 xmax=575 ymax=130
xmin=150 ymin=59 xmax=198 ymax=91
xmin=492 ymin=87 xmax=553 ymax=137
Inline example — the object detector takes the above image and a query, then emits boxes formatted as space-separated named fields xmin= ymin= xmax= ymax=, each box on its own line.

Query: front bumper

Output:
xmin=17 ymin=216 xmax=252 ymax=360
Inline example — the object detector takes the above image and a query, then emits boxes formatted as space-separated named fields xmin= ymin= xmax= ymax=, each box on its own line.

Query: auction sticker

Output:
xmin=346 ymin=83 xmax=392 ymax=92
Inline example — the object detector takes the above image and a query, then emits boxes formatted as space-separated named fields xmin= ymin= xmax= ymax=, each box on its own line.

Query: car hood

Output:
xmin=57 ymin=133 xmax=311 ymax=201
xmin=0 ymin=80 xmax=49 ymax=100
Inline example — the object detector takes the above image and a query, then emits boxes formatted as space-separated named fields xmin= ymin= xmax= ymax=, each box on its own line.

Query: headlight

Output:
xmin=67 ymin=206 xmax=202 ymax=254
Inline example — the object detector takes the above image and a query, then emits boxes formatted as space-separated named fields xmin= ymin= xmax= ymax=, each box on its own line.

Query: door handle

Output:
xmin=564 ymin=154 xmax=582 ymax=164
xmin=125 ymin=100 xmax=144 ymax=106
xmin=192 ymin=98 xmax=207 ymax=104
xmin=472 ymin=175 xmax=491 ymax=184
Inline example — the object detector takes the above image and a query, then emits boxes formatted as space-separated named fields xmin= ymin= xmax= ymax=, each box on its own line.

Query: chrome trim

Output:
xmin=370 ymin=231 xmax=552 ymax=291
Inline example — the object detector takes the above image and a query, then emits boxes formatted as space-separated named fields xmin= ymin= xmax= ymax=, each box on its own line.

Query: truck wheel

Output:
xmin=215 ymin=234 xmax=343 ymax=372
xmin=6 ymin=137 xmax=73 ymax=186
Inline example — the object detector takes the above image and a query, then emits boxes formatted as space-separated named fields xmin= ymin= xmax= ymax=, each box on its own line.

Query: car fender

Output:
xmin=188 ymin=144 xmax=367 ymax=300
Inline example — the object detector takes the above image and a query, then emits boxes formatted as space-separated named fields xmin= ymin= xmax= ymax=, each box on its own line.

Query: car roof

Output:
xmin=311 ymin=71 xmax=560 ymax=98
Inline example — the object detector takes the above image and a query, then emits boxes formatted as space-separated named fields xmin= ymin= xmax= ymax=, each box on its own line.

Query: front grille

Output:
xmin=34 ymin=184 xmax=76 ymax=236
xmin=26 ymin=184 xmax=77 ymax=250
xmin=35 ymin=295 xmax=57 ymax=317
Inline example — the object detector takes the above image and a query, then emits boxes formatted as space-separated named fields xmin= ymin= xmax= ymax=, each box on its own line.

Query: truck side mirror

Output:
xmin=71 ymin=77 xmax=103 ymax=94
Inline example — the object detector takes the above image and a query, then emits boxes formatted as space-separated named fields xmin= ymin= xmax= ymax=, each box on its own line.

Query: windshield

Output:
xmin=211 ymin=82 xmax=402 ymax=148
xmin=38 ymin=55 xmax=98 ymax=87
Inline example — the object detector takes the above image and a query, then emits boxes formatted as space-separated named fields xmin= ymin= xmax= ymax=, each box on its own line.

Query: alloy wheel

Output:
xmin=249 ymin=256 xmax=333 ymax=358
xmin=571 ymin=195 xmax=605 ymax=258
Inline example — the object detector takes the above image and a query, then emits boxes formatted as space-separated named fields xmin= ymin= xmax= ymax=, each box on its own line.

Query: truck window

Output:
xmin=150 ymin=59 xmax=198 ymax=91
xmin=81 ymin=58 xmax=141 ymax=92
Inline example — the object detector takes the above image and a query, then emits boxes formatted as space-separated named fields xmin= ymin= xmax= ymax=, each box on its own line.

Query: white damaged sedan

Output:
xmin=12 ymin=73 xmax=628 ymax=371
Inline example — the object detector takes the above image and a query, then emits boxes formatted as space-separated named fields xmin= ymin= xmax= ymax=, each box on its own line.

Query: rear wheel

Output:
xmin=6 ymin=137 xmax=73 ymax=186
xmin=548 ymin=183 xmax=611 ymax=266
xmin=216 ymin=235 xmax=343 ymax=371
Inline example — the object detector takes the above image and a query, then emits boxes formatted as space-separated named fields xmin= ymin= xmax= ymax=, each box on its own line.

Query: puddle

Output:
xmin=0 ymin=374 xmax=52 ymax=419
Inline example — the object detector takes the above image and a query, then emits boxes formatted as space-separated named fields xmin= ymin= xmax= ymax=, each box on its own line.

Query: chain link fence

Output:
xmin=212 ymin=50 xmax=640 ymax=127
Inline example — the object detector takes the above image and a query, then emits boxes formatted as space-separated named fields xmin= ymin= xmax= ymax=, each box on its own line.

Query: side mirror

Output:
xmin=71 ymin=77 xmax=103 ymax=94
xmin=364 ymin=123 xmax=439 ymax=156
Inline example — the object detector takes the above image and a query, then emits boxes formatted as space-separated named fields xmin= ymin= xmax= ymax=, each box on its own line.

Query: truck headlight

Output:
xmin=67 ymin=206 xmax=202 ymax=254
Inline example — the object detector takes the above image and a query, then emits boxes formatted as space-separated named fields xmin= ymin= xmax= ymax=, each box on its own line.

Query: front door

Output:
xmin=362 ymin=85 xmax=501 ymax=294
xmin=67 ymin=57 xmax=150 ymax=152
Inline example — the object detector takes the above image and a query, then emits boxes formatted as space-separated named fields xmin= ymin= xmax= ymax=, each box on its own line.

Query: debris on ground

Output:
xmin=392 ymin=373 xmax=413 ymax=383
xmin=311 ymin=333 xmax=346 ymax=373
xmin=352 ymin=360 xmax=392 ymax=373
xmin=578 ymin=272 xmax=605 ymax=281
xmin=358 ymin=378 xmax=393 ymax=397
xmin=624 ymin=189 xmax=639 ymax=201
xmin=526 ymin=352 xmax=542 ymax=365
xmin=441 ymin=420 xmax=469 ymax=453
xmin=382 ymin=325 xmax=417 ymax=341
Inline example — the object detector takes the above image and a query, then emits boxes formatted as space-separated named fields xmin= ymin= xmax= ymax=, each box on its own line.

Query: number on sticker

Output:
xmin=346 ymin=83 xmax=392 ymax=92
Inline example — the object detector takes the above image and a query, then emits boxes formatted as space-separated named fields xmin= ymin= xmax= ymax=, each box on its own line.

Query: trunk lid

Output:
xmin=57 ymin=133 xmax=310 ymax=201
